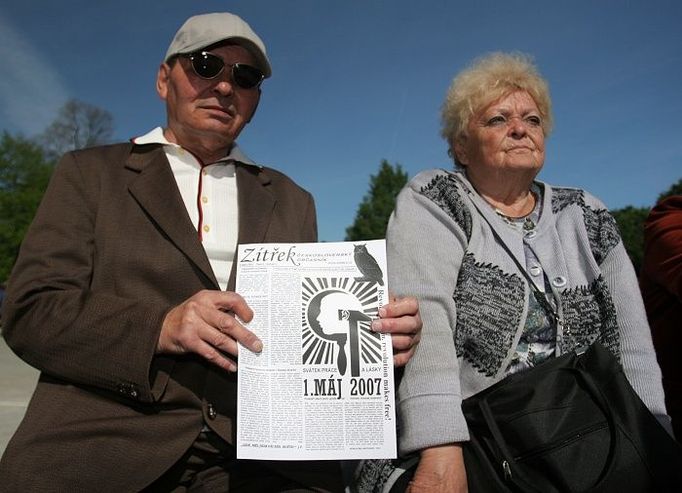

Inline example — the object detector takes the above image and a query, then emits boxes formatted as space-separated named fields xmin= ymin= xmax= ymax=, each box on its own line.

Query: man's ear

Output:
xmin=156 ymin=63 xmax=171 ymax=100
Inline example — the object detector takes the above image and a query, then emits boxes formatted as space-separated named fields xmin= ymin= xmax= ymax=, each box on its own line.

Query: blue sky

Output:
xmin=1 ymin=0 xmax=680 ymax=241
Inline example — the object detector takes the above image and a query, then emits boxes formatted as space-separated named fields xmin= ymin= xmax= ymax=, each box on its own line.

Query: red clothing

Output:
xmin=640 ymin=195 xmax=682 ymax=438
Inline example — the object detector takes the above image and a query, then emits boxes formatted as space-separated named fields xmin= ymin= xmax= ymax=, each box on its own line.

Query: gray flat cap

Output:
xmin=164 ymin=12 xmax=271 ymax=78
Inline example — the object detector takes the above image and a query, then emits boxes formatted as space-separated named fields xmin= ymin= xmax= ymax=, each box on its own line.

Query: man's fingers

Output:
xmin=157 ymin=290 xmax=262 ymax=368
xmin=212 ymin=311 xmax=262 ymax=353
xmin=195 ymin=339 xmax=237 ymax=372
xmin=191 ymin=291 xmax=259 ymax=351
xmin=207 ymin=291 xmax=254 ymax=323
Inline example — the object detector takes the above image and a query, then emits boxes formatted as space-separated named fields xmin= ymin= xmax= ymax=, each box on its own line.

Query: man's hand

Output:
xmin=157 ymin=290 xmax=262 ymax=372
xmin=408 ymin=444 xmax=468 ymax=493
xmin=372 ymin=295 xmax=422 ymax=367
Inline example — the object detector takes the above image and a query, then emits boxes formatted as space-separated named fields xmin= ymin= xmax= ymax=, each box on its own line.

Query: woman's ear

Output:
xmin=453 ymin=136 xmax=468 ymax=167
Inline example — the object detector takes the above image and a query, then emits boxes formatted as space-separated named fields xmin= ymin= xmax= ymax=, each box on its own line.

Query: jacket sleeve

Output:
xmin=387 ymin=172 xmax=470 ymax=455
xmin=1 ymin=151 xmax=168 ymax=404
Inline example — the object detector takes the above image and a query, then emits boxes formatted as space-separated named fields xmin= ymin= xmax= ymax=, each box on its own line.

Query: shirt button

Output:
xmin=530 ymin=265 xmax=542 ymax=276
xmin=203 ymin=225 xmax=210 ymax=233
xmin=524 ymin=230 xmax=537 ymax=239
xmin=552 ymin=276 xmax=567 ymax=288
xmin=207 ymin=403 xmax=217 ymax=420
xmin=201 ymin=196 xmax=208 ymax=204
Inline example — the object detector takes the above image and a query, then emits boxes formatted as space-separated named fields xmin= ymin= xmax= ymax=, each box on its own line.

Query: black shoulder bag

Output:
xmin=461 ymin=205 xmax=682 ymax=492
xmin=462 ymin=341 xmax=682 ymax=492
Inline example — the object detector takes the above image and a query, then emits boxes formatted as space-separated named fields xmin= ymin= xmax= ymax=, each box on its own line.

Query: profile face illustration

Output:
xmin=302 ymin=279 xmax=382 ymax=377
xmin=314 ymin=291 xmax=363 ymax=336
xmin=307 ymin=290 xmax=351 ymax=375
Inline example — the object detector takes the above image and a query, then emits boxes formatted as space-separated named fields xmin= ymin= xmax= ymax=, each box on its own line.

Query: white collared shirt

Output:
xmin=133 ymin=127 xmax=256 ymax=290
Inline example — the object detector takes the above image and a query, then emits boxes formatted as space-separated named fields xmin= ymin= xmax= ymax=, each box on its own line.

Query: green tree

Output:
xmin=345 ymin=160 xmax=408 ymax=241
xmin=611 ymin=177 xmax=681 ymax=273
xmin=0 ymin=132 xmax=54 ymax=281
xmin=612 ymin=205 xmax=650 ymax=273
xmin=657 ymin=177 xmax=682 ymax=202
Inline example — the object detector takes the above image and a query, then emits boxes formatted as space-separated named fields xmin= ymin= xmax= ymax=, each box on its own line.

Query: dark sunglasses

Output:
xmin=181 ymin=51 xmax=264 ymax=89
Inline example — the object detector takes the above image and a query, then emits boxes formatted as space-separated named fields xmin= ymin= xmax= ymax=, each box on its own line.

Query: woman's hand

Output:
xmin=372 ymin=294 xmax=422 ymax=367
xmin=407 ymin=444 xmax=468 ymax=493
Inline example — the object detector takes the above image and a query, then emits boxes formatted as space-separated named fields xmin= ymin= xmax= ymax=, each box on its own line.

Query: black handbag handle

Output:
xmin=477 ymin=363 xmax=620 ymax=493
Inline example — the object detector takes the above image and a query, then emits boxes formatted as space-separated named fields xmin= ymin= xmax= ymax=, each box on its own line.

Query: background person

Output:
xmin=0 ymin=12 xmax=421 ymax=492
xmin=640 ymin=195 xmax=682 ymax=439
xmin=379 ymin=52 xmax=668 ymax=492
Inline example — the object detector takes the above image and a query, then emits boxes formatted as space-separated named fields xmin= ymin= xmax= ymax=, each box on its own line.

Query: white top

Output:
xmin=134 ymin=127 xmax=254 ymax=290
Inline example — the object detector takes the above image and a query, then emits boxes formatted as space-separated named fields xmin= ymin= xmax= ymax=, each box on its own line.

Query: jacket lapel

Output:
xmin=225 ymin=165 xmax=276 ymax=291
xmin=236 ymin=165 xmax=275 ymax=245
xmin=126 ymin=146 xmax=219 ymax=288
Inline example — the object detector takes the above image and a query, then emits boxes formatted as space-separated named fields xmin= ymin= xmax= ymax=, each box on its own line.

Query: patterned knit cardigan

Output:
xmin=387 ymin=169 xmax=667 ymax=455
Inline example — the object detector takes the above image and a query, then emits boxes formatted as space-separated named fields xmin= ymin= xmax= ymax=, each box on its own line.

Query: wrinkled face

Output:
xmin=455 ymin=90 xmax=545 ymax=175
xmin=156 ymin=43 xmax=261 ymax=154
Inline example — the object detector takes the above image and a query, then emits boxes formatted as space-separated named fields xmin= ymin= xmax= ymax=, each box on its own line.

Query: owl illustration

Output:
xmin=353 ymin=244 xmax=384 ymax=286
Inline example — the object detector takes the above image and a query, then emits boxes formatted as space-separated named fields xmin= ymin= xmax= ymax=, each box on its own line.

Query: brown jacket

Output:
xmin=0 ymin=143 xmax=342 ymax=491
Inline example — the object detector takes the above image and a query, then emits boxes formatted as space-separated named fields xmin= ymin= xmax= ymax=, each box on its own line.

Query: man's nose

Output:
xmin=213 ymin=75 xmax=235 ymax=96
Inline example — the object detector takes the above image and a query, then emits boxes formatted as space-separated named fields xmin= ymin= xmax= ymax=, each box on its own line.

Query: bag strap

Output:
xmin=463 ymin=189 xmax=568 ymax=333
xmin=477 ymin=356 xmax=621 ymax=492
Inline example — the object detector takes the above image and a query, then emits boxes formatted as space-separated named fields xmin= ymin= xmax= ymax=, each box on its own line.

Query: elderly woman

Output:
xmin=379 ymin=52 xmax=669 ymax=492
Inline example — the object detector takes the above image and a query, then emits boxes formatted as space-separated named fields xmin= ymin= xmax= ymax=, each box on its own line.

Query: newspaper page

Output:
xmin=236 ymin=239 xmax=396 ymax=460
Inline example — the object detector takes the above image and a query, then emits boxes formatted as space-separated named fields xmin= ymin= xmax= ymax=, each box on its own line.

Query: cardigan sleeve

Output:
xmin=387 ymin=171 xmax=470 ymax=455
xmin=584 ymin=193 xmax=668 ymax=421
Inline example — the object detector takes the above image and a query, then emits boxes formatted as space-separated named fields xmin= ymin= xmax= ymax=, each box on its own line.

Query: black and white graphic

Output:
xmin=302 ymin=277 xmax=382 ymax=377
xmin=353 ymin=244 xmax=385 ymax=286
xmin=236 ymin=239 xmax=395 ymax=461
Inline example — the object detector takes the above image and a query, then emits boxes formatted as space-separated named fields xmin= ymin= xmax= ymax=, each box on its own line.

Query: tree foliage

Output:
xmin=0 ymin=100 xmax=114 ymax=283
xmin=38 ymin=98 xmax=114 ymax=159
xmin=657 ymin=177 xmax=682 ymax=202
xmin=345 ymin=160 xmax=408 ymax=241
xmin=0 ymin=132 xmax=54 ymax=281
xmin=611 ymin=205 xmax=650 ymax=273
xmin=611 ymin=177 xmax=680 ymax=273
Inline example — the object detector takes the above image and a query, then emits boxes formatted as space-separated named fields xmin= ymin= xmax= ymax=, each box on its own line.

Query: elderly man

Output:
xmin=0 ymin=13 xmax=420 ymax=492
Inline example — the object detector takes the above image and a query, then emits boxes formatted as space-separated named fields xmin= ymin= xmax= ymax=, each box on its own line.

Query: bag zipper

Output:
xmin=510 ymin=420 xmax=607 ymax=464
